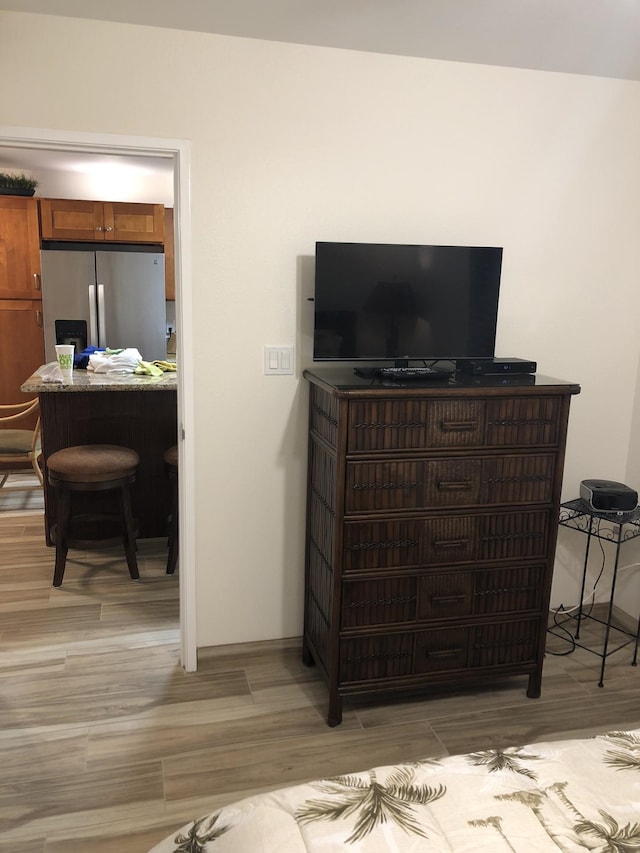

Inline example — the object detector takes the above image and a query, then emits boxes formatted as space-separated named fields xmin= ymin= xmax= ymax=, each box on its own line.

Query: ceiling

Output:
xmin=1 ymin=0 xmax=640 ymax=83
xmin=0 ymin=147 xmax=173 ymax=181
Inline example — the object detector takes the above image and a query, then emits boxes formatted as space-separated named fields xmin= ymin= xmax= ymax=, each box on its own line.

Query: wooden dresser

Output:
xmin=302 ymin=368 xmax=580 ymax=725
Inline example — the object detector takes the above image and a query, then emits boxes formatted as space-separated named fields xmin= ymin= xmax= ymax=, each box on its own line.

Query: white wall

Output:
xmin=2 ymin=10 xmax=640 ymax=644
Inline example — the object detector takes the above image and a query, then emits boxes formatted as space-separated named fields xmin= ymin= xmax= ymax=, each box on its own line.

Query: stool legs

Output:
xmin=120 ymin=483 xmax=140 ymax=581
xmin=51 ymin=479 xmax=139 ymax=587
xmin=53 ymin=487 xmax=71 ymax=588
xmin=166 ymin=470 xmax=178 ymax=575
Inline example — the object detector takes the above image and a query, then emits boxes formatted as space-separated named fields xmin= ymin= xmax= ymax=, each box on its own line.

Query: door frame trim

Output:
xmin=0 ymin=125 xmax=197 ymax=671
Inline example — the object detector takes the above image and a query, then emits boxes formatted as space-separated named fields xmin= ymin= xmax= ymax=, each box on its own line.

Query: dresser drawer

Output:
xmin=425 ymin=455 xmax=554 ymax=507
xmin=417 ymin=564 xmax=544 ymax=620
xmin=340 ymin=633 xmax=414 ymax=682
xmin=343 ymin=519 xmax=423 ymax=572
xmin=346 ymin=396 xmax=563 ymax=453
xmin=341 ymin=564 xmax=544 ymax=629
xmin=345 ymin=460 xmax=424 ymax=513
xmin=343 ymin=511 xmax=550 ymax=573
xmin=423 ymin=509 xmax=550 ymax=566
xmin=348 ymin=399 xmax=430 ymax=453
xmin=342 ymin=576 xmax=418 ymax=628
xmin=414 ymin=618 xmax=539 ymax=673
xmin=485 ymin=397 xmax=562 ymax=447
xmin=340 ymin=617 xmax=540 ymax=683
xmin=345 ymin=454 xmax=555 ymax=513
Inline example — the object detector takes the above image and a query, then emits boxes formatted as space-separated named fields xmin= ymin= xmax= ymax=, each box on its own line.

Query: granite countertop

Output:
xmin=21 ymin=367 xmax=177 ymax=393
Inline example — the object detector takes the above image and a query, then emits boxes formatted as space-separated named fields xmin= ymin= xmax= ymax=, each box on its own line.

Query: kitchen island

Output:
xmin=22 ymin=368 xmax=177 ymax=544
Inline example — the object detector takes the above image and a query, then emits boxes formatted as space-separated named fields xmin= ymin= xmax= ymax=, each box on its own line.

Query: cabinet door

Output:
xmin=0 ymin=197 xmax=42 ymax=299
xmin=40 ymin=199 xmax=104 ymax=241
xmin=0 ymin=299 xmax=45 ymax=403
xmin=164 ymin=207 xmax=175 ymax=300
xmin=103 ymin=202 xmax=164 ymax=243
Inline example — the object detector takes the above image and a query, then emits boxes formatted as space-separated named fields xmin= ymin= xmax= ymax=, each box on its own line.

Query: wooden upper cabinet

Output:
xmin=40 ymin=199 xmax=164 ymax=244
xmin=0 ymin=196 xmax=42 ymax=300
xmin=104 ymin=202 xmax=164 ymax=243
xmin=39 ymin=199 xmax=102 ymax=241
xmin=164 ymin=207 xmax=175 ymax=301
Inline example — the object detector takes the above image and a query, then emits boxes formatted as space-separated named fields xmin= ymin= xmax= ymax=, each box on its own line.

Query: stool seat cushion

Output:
xmin=47 ymin=445 xmax=140 ymax=483
xmin=163 ymin=445 xmax=178 ymax=471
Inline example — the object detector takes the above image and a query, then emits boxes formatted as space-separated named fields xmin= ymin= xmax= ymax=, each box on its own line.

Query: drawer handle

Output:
xmin=354 ymin=421 xmax=424 ymax=429
xmin=489 ymin=418 xmax=552 ymax=427
xmin=479 ymin=532 xmax=543 ymax=542
xmin=432 ymin=538 xmax=470 ymax=549
xmin=347 ymin=595 xmax=417 ymax=608
xmin=475 ymin=584 xmax=538 ymax=598
xmin=430 ymin=594 xmax=465 ymax=604
xmin=441 ymin=420 xmax=479 ymax=432
xmin=472 ymin=639 xmax=527 ymax=650
xmin=352 ymin=481 xmax=422 ymax=491
xmin=425 ymin=648 xmax=461 ymax=659
xmin=437 ymin=481 xmax=473 ymax=491
xmin=484 ymin=475 xmax=550 ymax=485
xmin=347 ymin=650 xmax=411 ymax=663
xmin=347 ymin=539 xmax=418 ymax=551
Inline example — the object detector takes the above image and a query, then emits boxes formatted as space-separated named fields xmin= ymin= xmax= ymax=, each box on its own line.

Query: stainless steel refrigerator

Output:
xmin=40 ymin=249 xmax=167 ymax=363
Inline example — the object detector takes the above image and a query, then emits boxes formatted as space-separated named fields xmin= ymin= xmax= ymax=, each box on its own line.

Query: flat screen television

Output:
xmin=313 ymin=241 xmax=503 ymax=365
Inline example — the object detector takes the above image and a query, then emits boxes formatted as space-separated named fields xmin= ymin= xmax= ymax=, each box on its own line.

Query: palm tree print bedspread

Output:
xmin=148 ymin=729 xmax=640 ymax=852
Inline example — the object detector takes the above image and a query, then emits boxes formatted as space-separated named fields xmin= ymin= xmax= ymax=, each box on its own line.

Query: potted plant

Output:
xmin=0 ymin=171 xmax=38 ymax=196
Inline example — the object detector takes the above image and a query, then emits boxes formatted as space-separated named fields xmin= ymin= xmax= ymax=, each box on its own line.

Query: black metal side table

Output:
xmin=548 ymin=498 xmax=640 ymax=686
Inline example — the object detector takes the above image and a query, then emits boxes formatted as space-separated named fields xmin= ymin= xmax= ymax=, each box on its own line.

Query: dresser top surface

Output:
xmin=304 ymin=367 xmax=581 ymax=397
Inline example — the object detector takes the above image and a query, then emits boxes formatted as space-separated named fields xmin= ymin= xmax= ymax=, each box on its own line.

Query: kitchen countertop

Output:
xmin=21 ymin=367 xmax=177 ymax=393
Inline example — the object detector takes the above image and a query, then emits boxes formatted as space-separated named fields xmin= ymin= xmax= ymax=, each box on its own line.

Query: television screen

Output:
xmin=313 ymin=242 xmax=503 ymax=363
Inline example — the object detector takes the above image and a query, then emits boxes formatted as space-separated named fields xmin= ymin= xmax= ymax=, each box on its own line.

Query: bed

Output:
xmin=149 ymin=728 xmax=640 ymax=852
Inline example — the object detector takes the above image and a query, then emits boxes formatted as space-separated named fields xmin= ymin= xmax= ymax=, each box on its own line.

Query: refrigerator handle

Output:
xmin=88 ymin=284 xmax=98 ymax=347
xmin=97 ymin=284 xmax=107 ymax=346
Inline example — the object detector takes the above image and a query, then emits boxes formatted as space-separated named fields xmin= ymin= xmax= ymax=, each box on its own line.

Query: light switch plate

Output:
xmin=264 ymin=346 xmax=294 ymax=375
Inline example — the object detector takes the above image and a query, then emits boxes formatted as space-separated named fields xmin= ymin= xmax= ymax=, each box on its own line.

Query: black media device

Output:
xmin=579 ymin=480 xmax=638 ymax=514
xmin=312 ymin=242 xmax=503 ymax=367
xmin=467 ymin=373 xmax=536 ymax=387
xmin=456 ymin=357 xmax=537 ymax=376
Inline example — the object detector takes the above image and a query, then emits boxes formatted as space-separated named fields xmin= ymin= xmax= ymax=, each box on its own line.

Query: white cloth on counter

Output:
xmin=87 ymin=348 xmax=143 ymax=374
xmin=36 ymin=362 xmax=64 ymax=383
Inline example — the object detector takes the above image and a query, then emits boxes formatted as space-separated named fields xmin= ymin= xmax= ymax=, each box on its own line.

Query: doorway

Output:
xmin=0 ymin=125 xmax=196 ymax=670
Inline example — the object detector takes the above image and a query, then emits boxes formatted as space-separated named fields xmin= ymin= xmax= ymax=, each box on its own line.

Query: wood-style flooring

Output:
xmin=2 ymin=499 xmax=640 ymax=852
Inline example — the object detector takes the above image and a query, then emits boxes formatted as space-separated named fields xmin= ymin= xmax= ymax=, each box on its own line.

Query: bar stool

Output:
xmin=47 ymin=444 xmax=140 ymax=587
xmin=164 ymin=445 xmax=178 ymax=574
